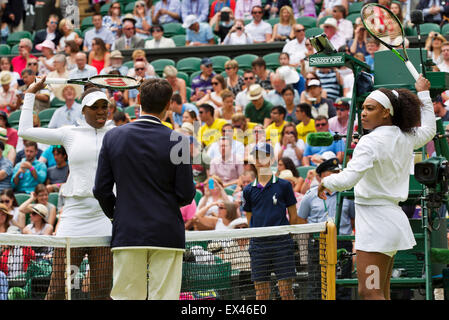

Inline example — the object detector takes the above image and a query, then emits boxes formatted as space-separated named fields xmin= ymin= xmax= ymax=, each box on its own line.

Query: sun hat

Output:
xmin=183 ymin=14 xmax=199 ymax=29
xmin=247 ymin=84 xmax=264 ymax=101
xmin=36 ymin=39 xmax=55 ymax=52
xmin=0 ymin=71 xmax=12 ymax=85
xmin=31 ymin=203 xmax=49 ymax=222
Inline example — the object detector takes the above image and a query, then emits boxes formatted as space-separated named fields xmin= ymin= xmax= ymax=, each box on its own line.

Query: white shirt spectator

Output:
xmin=336 ymin=18 xmax=353 ymax=42
xmin=144 ymin=37 xmax=176 ymax=48
xmin=222 ymin=32 xmax=254 ymax=45
xmin=282 ymin=38 xmax=307 ymax=66
xmin=328 ymin=32 xmax=346 ymax=50
xmin=207 ymin=139 xmax=245 ymax=160
xmin=69 ymin=64 xmax=98 ymax=79
xmin=48 ymin=102 xmax=83 ymax=129
xmin=438 ymin=61 xmax=449 ymax=72
xmin=245 ymin=20 xmax=272 ymax=43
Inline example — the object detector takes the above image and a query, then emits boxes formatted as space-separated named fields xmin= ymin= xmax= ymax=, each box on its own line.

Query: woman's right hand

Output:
xmin=415 ymin=75 xmax=430 ymax=92
xmin=26 ymin=76 xmax=46 ymax=94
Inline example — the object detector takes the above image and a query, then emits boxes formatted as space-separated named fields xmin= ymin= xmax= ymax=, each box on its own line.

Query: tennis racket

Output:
xmin=44 ymin=74 xmax=141 ymax=90
xmin=361 ymin=3 xmax=420 ymax=80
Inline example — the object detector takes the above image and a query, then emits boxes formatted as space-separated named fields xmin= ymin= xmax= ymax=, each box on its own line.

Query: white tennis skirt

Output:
xmin=354 ymin=203 xmax=416 ymax=253
xmin=56 ymin=196 xmax=112 ymax=237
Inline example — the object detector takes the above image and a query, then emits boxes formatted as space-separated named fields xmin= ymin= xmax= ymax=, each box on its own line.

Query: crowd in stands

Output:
xmin=0 ymin=0 xmax=447 ymax=237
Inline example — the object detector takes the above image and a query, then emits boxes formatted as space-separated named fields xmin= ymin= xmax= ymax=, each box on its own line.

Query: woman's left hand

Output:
xmin=26 ymin=76 xmax=46 ymax=94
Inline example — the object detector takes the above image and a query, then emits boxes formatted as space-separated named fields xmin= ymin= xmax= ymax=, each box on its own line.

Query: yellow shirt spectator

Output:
xmin=234 ymin=121 xmax=257 ymax=146
xmin=265 ymin=120 xmax=287 ymax=145
xmin=296 ymin=119 xmax=316 ymax=143
xmin=198 ymin=118 xmax=228 ymax=147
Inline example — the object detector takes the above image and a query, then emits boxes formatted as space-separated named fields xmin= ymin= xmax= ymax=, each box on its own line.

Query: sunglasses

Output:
xmin=211 ymin=82 xmax=219 ymax=85
xmin=224 ymin=67 xmax=234 ymax=70
xmin=204 ymin=64 xmax=213 ymax=68
xmin=244 ymin=77 xmax=254 ymax=80
xmin=0 ymin=200 xmax=10 ymax=204
xmin=152 ymin=28 xmax=162 ymax=32
xmin=252 ymin=11 xmax=263 ymax=14
xmin=135 ymin=67 xmax=145 ymax=71
xmin=28 ymin=62 xmax=38 ymax=65
xmin=336 ymin=107 xmax=349 ymax=111
xmin=295 ymin=29 xmax=305 ymax=32
xmin=315 ymin=123 xmax=327 ymax=127
xmin=124 ymin=27 xmax=135 ymax=30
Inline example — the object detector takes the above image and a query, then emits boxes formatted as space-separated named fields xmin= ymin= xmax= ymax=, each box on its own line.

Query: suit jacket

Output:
xmin=416 ymin=0 xmax=449 ymax=23
xmin=93 ymin=115 xmax=195 ymax=249
xmin=113 ymin=35 xmax=145 ymax=50
xmin=32 ymin=29 xmax=62 ymax=52
xmin=3 ymin=0 xmax=35 ymax=27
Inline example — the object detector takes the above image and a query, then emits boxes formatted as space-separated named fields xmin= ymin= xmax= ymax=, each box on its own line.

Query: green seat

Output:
xmin=297 ymin=166 xmax=315 ymax=179
xmin=8 ymin=110 xmax=21 ymax=127
xmin=48 ymin=192 xmax=59 ymax=207
xmin=124 ymin=1 xmax=136 ymax=14
xmin=171 ymin=34 xmax=186 ymax=47
xmin=186 ymin=86 xmax=192 ymax=102
xmin=419 ymin=22 xmax=441 ymax=36
xmin=80 ymin=16 xmax=94 ymax=31
xmin=305 ymin=27 xmax=324 ymax=38
xmin=163 ymin=22 xmax=185 ymax=37
xmin=346 ymin=13 xmax=360 ymax=25
xmin=10 ymin=44 xmax=19 ymax=55
xmin=100 ymin=2 xmax=112 ymax=16
xmin=296 ymin=16 xmax=317 ymax=29
xmin=220 ymin=69 xmax=243 ymax=78
xmin=15 ymin=193 xmax=30 ymax=206
xmin=317 ymin=15 xmax=332 ymax=27
xmin=151 ymin=58 xmax=175 ymax=76
xmin=50 ymin=97 xmax=65 ymax=108
xmin=210 ymin=55 xmax=230 ymax=73
xmin=263 ymin=52 xmax=280 ymax=70
xmin=194 ymin=189 xmax=203 ymax=205
xmin=125 ymin=105 xmax=137 ymax=119
xmin=6 ymin=31 xmax=32 ymax=46
xmin=123 ymin=60 xmax=134 ymax=69
xmin=267 ymin=17 xmax=279 ymax=27
xmin=224 ymin=187 xmax=234 ymax=196
xmin=442 ymin=23 xmax=449 ymax=35
xmin=177 ymin=71 xmax=189 ymax=86
xmin=244 ymin=19 xmax=252 ymax=25
xmin=177 ymin=57 xmax=201 ymax=74
xmin=0 ymin=44 xmax=10 ymax=55
xmin=38 ymin=108 xmax=57 ymax=127
xmin=348 ymin=1 xmax=364 ymax=14
xmin=234 ymin=54 xmax=258 ymax=70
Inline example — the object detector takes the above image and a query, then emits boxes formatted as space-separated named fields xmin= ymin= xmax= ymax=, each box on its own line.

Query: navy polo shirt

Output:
xmin=242 ymin=175 xmax=297 ymax=228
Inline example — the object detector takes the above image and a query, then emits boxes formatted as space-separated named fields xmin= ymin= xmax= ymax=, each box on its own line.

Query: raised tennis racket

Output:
xmin=44 ymin=74 xmax=141 ymax=90
xmin=361 ymin=3 xmax=420 ymax=80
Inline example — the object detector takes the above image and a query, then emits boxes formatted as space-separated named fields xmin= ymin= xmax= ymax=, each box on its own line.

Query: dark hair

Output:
xmin=0 ymin=189 xmax=18 ymax=208
xmin=198 ymin=103 xmax=214 ymax=117
xmin=113 ymin=111 xmax=128 ymax=123
xmin=140 ymin=78 xmax=173 ymax=114
xmin=92 ymin=37 xmax=107 ymax=55
xmin=212 ymin=74 xmax=227 ymax=90
xmin=243 ymin=69 xmax=254 ymax=75
xmin=272 ymin=105 xmax=286 ymax=118
xmin=24 ymin=140 xmax=38 ymax=150
xmin=279 ymin=157 xmax=299 ymax=177
xmin=81 ymin=87 xmax=103 ymax=101
xmin=223 ymin=201 xmax=238 ymax=221
xmin=34 ymin=184 xmax=48 ymax=197
xmin=333 ymin=5 xmax=346 ymax=17
xmin=150 ymin=24 xmax=164 ymax=32
xmin=279 ymin=123 xmax=298 ymax=146
xmin=378 ymin=88 xmax=421 ymax=134
xmin=171 ymin=93 xmax=183 ymax=105
xmin=315 ymin=115 xmax=329 ymax=123
xmin=297 ymin=103 xmax=313 ymax=118
xmin=53 ymin=145 xmax=68 ymax=160
xmin=251 ymin=57 xmax=266 ymax=69
xmin=65 ymin=40 xmax=80 ymax=53
xmin=281 ymin=85 xmax=295 ymax=96
xmin=0 ymin=141 xmax=4 ymax=151
xmin=185 ymin=110 xmax=198 ymax=121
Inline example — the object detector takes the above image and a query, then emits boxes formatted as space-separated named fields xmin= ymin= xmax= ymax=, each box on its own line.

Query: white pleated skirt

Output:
xmin=354 ymin=203 xmax=416 ymax=253
xmin=55 ymin=196 xmax=112 ymax=237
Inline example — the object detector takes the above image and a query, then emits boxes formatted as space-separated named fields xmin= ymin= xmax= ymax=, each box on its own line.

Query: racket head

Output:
xmin=361 ymin=3 xmax=405 ymax=48
xmin=87 ymin=75 xmax=141 ymax=90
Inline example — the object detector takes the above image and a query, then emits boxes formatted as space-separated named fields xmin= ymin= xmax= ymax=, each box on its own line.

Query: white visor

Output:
xmin=81 ymin=91 xmax=109 ymax=109
xmin=366 ymin=90 xmax=398 ymax=116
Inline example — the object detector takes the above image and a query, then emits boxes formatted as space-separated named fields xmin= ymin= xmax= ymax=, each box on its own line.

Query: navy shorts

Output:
xmin=249 ymin=235 xmax=296 ymax=282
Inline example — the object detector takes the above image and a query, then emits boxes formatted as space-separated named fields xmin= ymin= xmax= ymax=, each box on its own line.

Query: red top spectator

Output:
xmin=209 ymin=0 xmax=236 ymax=20
xmin=11 ymin=39 xmax=37 ymax=76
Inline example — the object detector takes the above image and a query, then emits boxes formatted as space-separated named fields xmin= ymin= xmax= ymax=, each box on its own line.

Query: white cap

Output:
xmin=277 ymin=66 xmax=299 ymax=85
xmin=321 ymin=17 xmax=338 ymax=29
xmin=182 ymin=14 xmax=199 ymax=28
xmin=81 ymin=91 xmax=109 ymax=109
xmin=308 ymin=79 xmax=321 ymax=87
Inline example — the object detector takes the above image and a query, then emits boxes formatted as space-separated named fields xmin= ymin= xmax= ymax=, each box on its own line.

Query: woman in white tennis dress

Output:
xmin=19 ymin=78 xmax=114 ymax=299
xmin=318 ymin=76 xmax=436 ymax=300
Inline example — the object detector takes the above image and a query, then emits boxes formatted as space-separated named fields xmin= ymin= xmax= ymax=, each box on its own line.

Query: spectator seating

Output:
xmin=8 ymin=110 xmax=21 ymax=127
xmin=81 ymin=16 xmax=94 ymax=31
xmin=234 ymin=54 xmax=258 ymax=70
xmin=263 ymin=52 xmax=280 ymax=70
xmin=172 ymin=34 xmax=187 ymax=47
xmin=176 ymin=57 xmax=201 ymax=74
xmin=48 ymin=192 xmax=59 ymax=207
xmin=317 ymin=15 xmax=331 ymax=26
xmin=151 ymin=58 xmax=176 ymax=76
xmin=38 ymin=108 xmax=57 ymax=128
xmin=177 ymin=71 xmax=189 ymax=85
xmin=267 ymin=17 xmax=280 ymax=27
xmin=163 ymin=23 xmax=186 ymax=37
xmin=0 ymin=44 xmax=10 ymax=55
xmin=346 ymin=13 xmax=360 ymax=24
xmin=15 ymin=193 xmax=30 ymax=206
xmin=189 ymin=70 xmax=202 ymax=84
xmin=186 ymin=87 xmax=192 ymax=101
xmin=6 ymin=31 xmax=32 ymax=47
xmin=296 ymin=16 xmax=317 ymax=29
xmin=305 ymin=27 xmax=324 ymax=38
xmin=418 ymin=23 xmax=441 ymax=36
xmin=348 ymin=1 xmax=364 ymax=15
xmin=194 ymin=189 xmax=203 ymax=205
xmin=210 ymin=55 xmax=230 ymax=73
xmin=442 ymin=24 xmax=449 ymax=35
xmin=124 ymin=2 xmax=136 ymax=14
xmin=297 ymin=166 xmax=315 ymax=179
xmin=125 ymin=105 xmax=136 ymax=119
xmin=50 ymin=98 xmax=65 ymax=109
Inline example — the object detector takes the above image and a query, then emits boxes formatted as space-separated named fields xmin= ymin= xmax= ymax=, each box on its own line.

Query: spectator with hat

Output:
xmin=22 ymin=203 xmax=54 ymax=259
xmin=242 ymin=142 xmax=300 ymax=300
xmin=190 ymin=57 xmax=216 ymax=102
xmin=0 ymin=203 xmax=15 ymax=234
xmin=48 ymin=85 xmax=83 ymax=129
xmin=302 ymin=79 xmax=336 ymax=119
xmin=112 ymin=15 xmax=145 ymax=50
xmin=36 ymin=40 xmax=56 ymax=77
xmin=145 ymin=24 xmax=176 ymax=49
xmin=182 ymin=0 xmax=210 ymax=23
xmin=32 ymin=14 xmax=62 ymax=53
xmin=328 ymin=99 xmax=352 ymax=137
xmin=83 ymin=13 xmax=115 ymax=52
xmin=244 ymin=84 xmax=273 ymax=127
xmin=152 ymin=0 xmax=182 ymax=24
xmin=100 ymin=51 xmax=129 ymax=76
xmin=184 ymin=14 xmax=215 ymax=46
xmin=297 ymin=157 xmax=355 ymax=300
xmin=19 ymin=184 xmax=57 ymax=232
xmin=244 ymin=5 xmax=272 ymax=43
xmin=0 ymin=71 xmax=17 ymax=114
xmin=320 ymin=17 xmax=346 ymax=50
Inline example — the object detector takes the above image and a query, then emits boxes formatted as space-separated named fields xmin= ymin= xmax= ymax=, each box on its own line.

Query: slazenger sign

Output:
xmin=309 ymin=55 xmax=344 ymax=67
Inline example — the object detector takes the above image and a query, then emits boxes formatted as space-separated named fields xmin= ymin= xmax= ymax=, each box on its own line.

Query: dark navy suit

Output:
xmin=93 ymin=115 xmax=195 ymax=250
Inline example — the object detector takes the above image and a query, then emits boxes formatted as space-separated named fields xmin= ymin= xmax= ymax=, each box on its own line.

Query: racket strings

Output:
xmin=361 ymin=5 xmax=403 ymax=46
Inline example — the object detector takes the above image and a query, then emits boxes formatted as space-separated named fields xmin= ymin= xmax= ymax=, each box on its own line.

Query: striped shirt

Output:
xmin=316 ymin=70 xmax=340 ymax=102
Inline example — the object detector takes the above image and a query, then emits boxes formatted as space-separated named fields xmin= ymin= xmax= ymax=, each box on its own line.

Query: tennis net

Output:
xmin=0 ymin=221 xmax=337 ymax=300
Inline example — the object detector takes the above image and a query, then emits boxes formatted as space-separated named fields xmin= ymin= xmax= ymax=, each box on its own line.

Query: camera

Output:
xmin=221 ymin=11 xmax=230 ymax=21
xmin=414 ymin=156 xmax=449 ymax=188
xmin=236 ymin=26 xmax=243 ymax=31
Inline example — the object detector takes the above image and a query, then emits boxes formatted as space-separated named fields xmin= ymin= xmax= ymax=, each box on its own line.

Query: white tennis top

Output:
xmin=18 ymin=93 xmax=114 ymax=198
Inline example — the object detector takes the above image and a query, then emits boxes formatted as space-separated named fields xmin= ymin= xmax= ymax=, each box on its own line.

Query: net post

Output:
xmin=65 ymin=238 xmax=72 ymax=301
xmin=321 ymin=221 xmax=337 ymax=300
